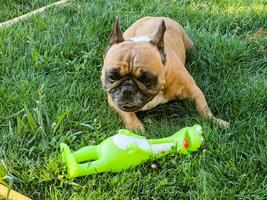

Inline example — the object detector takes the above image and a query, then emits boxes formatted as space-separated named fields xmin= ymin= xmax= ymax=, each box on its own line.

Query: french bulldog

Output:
xmin=101 ymin=16 xmax=229 ymax=131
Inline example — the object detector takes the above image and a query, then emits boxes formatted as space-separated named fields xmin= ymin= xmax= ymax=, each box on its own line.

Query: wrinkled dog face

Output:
xmin=104 ymin=64 xmax=160 ymax=112
xmin=101 ymin=18 xmax=166 ymax=112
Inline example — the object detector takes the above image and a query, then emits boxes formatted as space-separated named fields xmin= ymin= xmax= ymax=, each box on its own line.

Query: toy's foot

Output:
xmin=60 ymin=143 xmax=69 ymax=162
xmin=60 ymin=143 xmax=78 ymax=179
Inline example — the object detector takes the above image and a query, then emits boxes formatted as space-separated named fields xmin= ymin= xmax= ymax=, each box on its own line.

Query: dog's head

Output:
xmin=101 ymin=17 xmax=166 ymax=112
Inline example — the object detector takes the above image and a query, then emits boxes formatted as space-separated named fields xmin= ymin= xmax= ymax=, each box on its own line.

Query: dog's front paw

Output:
xmin=215 ymin=118 xmax=230 ymax=128
xmin=125 ymin=121 xmax=145 ymax=132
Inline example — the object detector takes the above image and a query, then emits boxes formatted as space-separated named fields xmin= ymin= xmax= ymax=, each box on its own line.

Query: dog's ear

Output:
xmin=109 ymin=16 xmax=124 ymax=46
xmin=104 ymin=17 xmax=124 ymax=58
xmin=151 ymin=20 xmax=166 ymax=65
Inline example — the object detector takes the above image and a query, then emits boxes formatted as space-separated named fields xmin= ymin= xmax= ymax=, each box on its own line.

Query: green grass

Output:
xmin=0 ymin=0 xmax=57 ymax=22
xmin=0 ymin=0 xmax=266 ymax=199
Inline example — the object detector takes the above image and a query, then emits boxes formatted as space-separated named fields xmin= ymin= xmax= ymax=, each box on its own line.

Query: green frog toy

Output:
xmin=60 ymin=125 xmax=203 ymax=178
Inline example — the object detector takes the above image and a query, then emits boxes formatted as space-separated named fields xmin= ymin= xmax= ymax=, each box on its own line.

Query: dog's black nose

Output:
xmin=122 ymin=86 xmax=133 ymax=96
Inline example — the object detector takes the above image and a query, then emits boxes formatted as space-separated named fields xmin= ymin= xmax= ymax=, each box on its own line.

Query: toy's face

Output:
xmin=177 ymin=125 xmax=203 ymax=154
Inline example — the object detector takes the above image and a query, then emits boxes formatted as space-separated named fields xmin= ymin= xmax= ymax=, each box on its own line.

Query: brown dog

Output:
xmin=101 ymin=16 xmax=229 ymax=131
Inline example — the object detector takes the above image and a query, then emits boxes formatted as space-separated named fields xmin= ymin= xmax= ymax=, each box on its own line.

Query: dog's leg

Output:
xmin=108 ymin=95 xmax=144 ymax=131
xmin=189 ymin=85 xmax=229 ymax=128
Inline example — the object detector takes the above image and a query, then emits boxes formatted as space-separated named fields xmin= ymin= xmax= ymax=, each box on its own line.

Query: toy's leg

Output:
xmin=73 ymin=159 xmax=107 ymax=177
xmin=60 ymin=143 xmax=103 ymax=178
xmin=72 ymin=145 xmax=99 ymax=163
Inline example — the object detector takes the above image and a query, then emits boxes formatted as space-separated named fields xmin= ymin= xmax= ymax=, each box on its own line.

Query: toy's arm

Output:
xmin=149 ymin=136 xmax=176 ymax=155
xmin=117 ymin=129 xmax=175 ymax=155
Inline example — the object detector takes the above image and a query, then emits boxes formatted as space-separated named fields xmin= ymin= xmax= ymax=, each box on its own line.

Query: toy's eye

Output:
xmin=183 ymin=139 xmax=189 ymax=148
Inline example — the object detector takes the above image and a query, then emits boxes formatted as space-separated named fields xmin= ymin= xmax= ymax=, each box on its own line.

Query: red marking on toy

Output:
xmin=183 ymin=139 xmax=189 ymax=148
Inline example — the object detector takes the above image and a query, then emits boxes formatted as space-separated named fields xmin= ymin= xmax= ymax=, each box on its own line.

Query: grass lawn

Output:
xmin=0 ymin=0 xmax=57 ymax=23
xmin=0 ymin=0 xmax=266 ymax=199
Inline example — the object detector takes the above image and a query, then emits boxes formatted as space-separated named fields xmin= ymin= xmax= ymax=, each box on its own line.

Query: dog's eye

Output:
xmin=107 ymin=69 xmax=120 ymax=82
xmin=108 ymin=74 xmax=119 ymax=82
xmin=138 ymin=71 xmax=157 ymax=86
